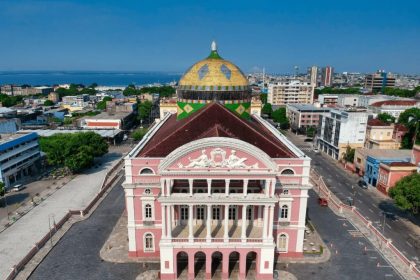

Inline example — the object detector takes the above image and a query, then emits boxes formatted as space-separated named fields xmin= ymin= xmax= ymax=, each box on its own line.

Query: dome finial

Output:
xmin=211 ymin=40 xmax=217 ymax=51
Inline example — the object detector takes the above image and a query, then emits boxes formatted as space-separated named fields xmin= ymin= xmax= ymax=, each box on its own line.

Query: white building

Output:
xmin=0 ymin=133 xmax=41 ymax=188
xmin=337 ymin=95 xmax=359 ymax=107
xmin=317 ymin=108 xmax=370 ymax=160
xmin=267 ymin=80 xmax=314 ymax=106
xmin=369 ymin=100 xmax=420 ymax=119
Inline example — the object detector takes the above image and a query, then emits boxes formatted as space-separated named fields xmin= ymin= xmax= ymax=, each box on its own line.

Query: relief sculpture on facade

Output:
xmin=178 ymin=148 xmax=259 ymax=169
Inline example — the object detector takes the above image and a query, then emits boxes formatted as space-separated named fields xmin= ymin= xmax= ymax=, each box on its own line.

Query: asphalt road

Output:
xmin=285 ymin=131 xmax=420 ymax=267
xmin=283 ymin=190 xmax=402 ymax=280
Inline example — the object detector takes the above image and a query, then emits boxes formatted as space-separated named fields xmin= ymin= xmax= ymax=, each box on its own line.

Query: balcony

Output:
xmin=167 ymin=223 xmax=264 ymax=244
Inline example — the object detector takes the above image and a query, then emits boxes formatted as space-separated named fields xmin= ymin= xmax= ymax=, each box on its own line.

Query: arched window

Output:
xmin=280 ymin=205 xmax=289 ymax=219
xmin=278 ymin=234 xmax=288 ymax=252
xmin=144 ymin=233 xmax=154 ymax=252
xmin=139 ymin=168 xmax=154 ymax=175
xmin=281 ymin=169 xmax=295 ymax=175
xmin=145 ymin=204 xmax=152 ymax=219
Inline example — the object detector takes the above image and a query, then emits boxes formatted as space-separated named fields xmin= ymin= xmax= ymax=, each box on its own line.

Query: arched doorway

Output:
xmin=211 ymin=251 xmax=223 ymax=278
xmin=246 ymin=251 xmax=257 ymax=277
xmin=194 ymin=251 xmax=206 ymax=278
xmin=176 ymin=251 xmax=188 ymax=279
xmin=228 ymin=251 xmax=240 ymax=277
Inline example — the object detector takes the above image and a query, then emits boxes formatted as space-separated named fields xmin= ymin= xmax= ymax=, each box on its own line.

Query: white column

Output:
xmin=241 ymin=205 xmax=247 ymax=242
xmin=263 ymin=205 xmax=269 ymax=240
xmin=162 ymin=205 xmax=167 ymax=238
xmin=206 ymin=204 xmax=212 ymax=241
xmin=188 ymin=178 xmax=193 ymax=197
xmin=225 ymin=179 xmax=230 ymax=197
xmin=257 ymin=205 xmax=262 ymax=226
xmin=243 ymin=179 xmax=248 ymax=197
xmin=224 ymin=204 xmax=229 ymax=241
xmin=268 ymin=206 xmax=274 ymax=240
xmin=165 ymin=179 xmax=171 ymax=196
xmin=265 ymin=180 xmax=270 ymax=197
xmin=168 ymin=205 xmax=172 ymax=238
xmin=271 ymin=179 xmax=276 ymax=196
xmin=207 ymin=179 xmax=212 ymax=196
xmin=160 ymin=178 xmax=165 ymax=196
xmin=188 ymin=204 xmax=193 ymax=241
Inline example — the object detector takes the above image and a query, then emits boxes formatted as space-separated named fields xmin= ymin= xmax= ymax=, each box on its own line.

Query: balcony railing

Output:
xmin=170 ymin=237 xmax=264 ymax=243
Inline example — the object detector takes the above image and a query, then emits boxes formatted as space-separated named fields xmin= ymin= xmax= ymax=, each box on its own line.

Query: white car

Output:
xmin=11 ymin=184 xmax=25 ymax=192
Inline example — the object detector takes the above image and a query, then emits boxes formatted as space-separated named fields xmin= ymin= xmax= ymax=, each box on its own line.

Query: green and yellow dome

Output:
xmin=177 ymin=41 xmax=251 ymax=119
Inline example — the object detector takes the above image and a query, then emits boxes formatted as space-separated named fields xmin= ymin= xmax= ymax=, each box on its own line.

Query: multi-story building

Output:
xmin=62 ymin=94 xmax=90 ymax=110
xmin=0 ymin=132 xmax=41 ymax=188
xmin=377 ymin=162 xmax=417 ymax=195
xmin=307 ymin=66 xmax=318 ymax=87
xmin=354 ymin=148 xmax=412 ymax=176
xmin=364 ymin=71 xmax=395 ymax=92
xmin=320 ymin=66 xmax=334 ymax=87
xmin=317 ymin=94 xmax=338 ymax=107
xmin=286 ymin=104 xmax=330 ymax=133
xmin=316 ymin=108 xmax=369 ymax=160
xmin=364 ymin=119 xmax=400 ymax=149
xmin=123 ymin=43 xmax=311 ymax=279
xmin=48 ymin=92 xmax=60 ymax=103
xmin=0 ymin=85 xmax=53 ymax=96
xmin=337 ymin=94 xmax=359 ymax=107
xmin=267 ymin=80 xmax=314 ymax=106
xmin=369 ymin=100 xmax=419 ymax=119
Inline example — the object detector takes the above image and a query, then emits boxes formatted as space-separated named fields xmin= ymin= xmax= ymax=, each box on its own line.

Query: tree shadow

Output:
xmin=378 ymin=200 xmax=420 ymax=226
xmin=0 ymin=192 xmax=29 ymax=207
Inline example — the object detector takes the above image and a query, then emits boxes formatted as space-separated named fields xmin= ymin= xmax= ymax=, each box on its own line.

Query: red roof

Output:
xmin=386 ymin=162 xmax=416 ymax=167
xmin=371 ymin=100 xmax=418 ymax=107
xmin=138 ymin=102 xmax=296 ymax=158
xmin=393 ymin=123 xmax=408 ymax=132
xmin=367 ymin=119 xmax=389 ymax=126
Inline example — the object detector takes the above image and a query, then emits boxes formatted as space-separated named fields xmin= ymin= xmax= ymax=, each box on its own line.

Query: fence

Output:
xmin=5 ymin=159 xmax=124 ymax=280
xmin=310 ymin=169 xmax=420 ymax=278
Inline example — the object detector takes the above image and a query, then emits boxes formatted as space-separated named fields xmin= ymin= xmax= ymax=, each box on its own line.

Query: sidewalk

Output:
xmin=0 ymin=153 xmax=122 ymax=280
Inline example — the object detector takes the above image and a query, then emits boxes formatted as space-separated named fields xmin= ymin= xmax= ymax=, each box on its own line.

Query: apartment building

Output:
xmin=286 ymin=104 xmax=330 ymax=133
xmin=267 ymin=80 xmax=314 ymax=106
xmin=316 ymin=108 xmax=370 ymax=160
xmin=365 ymin=71 xmax=395 ymax=91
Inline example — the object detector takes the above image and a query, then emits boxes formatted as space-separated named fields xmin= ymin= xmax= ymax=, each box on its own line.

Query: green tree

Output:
xmin=398 ymin=108 xmax=420 ymax=148
xmin=44 ymin=100 xmax=54 ymax=106
xmin=306 ymin=127 xmax=316 ymax=138
xmin=389 ymin=173 xmax=420 ymax=214
xmin=132 ymin=127 xmax=148 ymax=141
xmin=272 ymin=108 xmax=290 ymax=129
xmin=0 ymin=181 xmax=5 ymax=197
xmin=138 ymin=100 xmax=153 ymax=121
xmin=39 ymin=132 xmax=108 ymax=173
xmin=377 ymin=113 xmax=395 ymax=124
xmin=262 ymin=103 xmax=272 ymax=117
xmin=260 ymin=94 xmax=267 ymax=104
xmin=343 ymin=146 xmax=355 ymax=162
xmin=96 ymin=96 xmax=113 ymax=110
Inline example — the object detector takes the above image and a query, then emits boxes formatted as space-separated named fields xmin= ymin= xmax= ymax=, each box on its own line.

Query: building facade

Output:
xmin=369 ymin=100 xmax=419 ymax=119
xmin=317 ymin=94 xmax=338 ymax=107
xmin=0 ymin=132 xmax=41 ymax=188
xmin=320 ymin=66 xmax=334 ymax=87
xmin=267 ymin=80 xmax=314 ymax=106
xmin=286 ymin=104 xmax=330 ymax=133
xmin=377 ymin=162 xmax=417 ymax=195
xmin=364 ymin=71 xmax=395 ymax=92
xmin=317 ymin=108 xmax=369 ymax=160
xmin=124 ymin=43 xmax=311 ymax=279
xmin=364 ymin=119 xmax=400 ymax=150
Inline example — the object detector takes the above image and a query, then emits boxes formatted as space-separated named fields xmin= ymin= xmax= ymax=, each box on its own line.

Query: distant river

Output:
xmin=0 ymin=71 xmax=182 ymax=87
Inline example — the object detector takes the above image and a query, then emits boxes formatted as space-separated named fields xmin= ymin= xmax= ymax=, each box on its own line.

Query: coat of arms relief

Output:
xmin=177 ymin=148 xmax=259 ymax=169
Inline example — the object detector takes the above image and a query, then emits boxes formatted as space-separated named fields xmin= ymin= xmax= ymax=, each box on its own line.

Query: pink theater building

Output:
xmin=123 ymin=43 xmax=311 ymax=279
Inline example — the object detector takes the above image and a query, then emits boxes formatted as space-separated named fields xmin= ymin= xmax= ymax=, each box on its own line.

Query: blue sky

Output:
xmin=0 ymin=0 xmax=419 ymax=74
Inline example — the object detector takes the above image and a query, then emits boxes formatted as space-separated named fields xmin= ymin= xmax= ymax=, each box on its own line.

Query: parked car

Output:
xmin=358 ymin=180 xmax=368 ymax=189
xmin=318 ymin=197 xmax=328 ymax=206
xmin=313 ymin=148 xmax=320 ymax=153
xmin=304 ymin=138 xmax=313 ymax=142
xmin=11 ymin=184 xmax=25 ymax=192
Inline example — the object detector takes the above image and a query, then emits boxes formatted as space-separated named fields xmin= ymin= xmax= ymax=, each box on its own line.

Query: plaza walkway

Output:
xmin=0 ymin=153 xmax=122 ymax=280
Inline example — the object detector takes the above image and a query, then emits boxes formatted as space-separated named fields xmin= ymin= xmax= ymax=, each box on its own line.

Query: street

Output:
xmin=284 ymin=131 xmax=420 ymax=267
